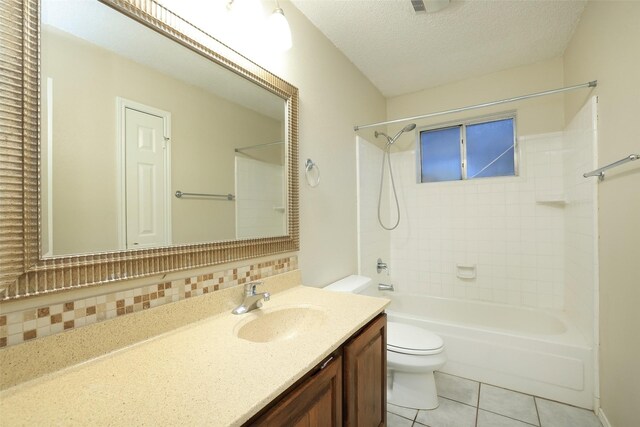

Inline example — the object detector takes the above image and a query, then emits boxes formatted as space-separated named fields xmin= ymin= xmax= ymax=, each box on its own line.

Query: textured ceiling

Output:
xmin=290 ymin=0 xmax=586 ymax=97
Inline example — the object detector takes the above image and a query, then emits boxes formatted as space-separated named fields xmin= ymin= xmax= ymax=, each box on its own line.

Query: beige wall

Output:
xmin=563 ymin=2 xmax=640 ymax=425
xmin=158 ymin=0 xmax=387 ymax=286
xmin=385 ymin=56 xmax=566 ymax=151
xmin=42 ymin=29 xmax=282 ymax=255
xmin=283 ymin=5 xmax=387 ymax=286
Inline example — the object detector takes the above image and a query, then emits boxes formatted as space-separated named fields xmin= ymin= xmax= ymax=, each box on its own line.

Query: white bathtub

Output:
xmin=364 ymin=288 xmax=594 ymax=409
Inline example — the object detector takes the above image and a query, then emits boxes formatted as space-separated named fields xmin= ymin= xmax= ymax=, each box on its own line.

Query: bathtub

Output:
xmin=363 ymin=288 xmax=594 ymax=409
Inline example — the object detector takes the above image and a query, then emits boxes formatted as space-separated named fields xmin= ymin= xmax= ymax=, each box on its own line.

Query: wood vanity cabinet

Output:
xmin=343 ymin=313 xmax=387 ymax=427
xmin=247 ymin=313 xmax=386 ymax=427
xmin=252 ymin=354 xmax=343 ymax=426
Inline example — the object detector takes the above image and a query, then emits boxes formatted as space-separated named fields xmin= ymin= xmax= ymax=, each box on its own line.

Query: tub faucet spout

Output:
xmin=232 ymin=281 xmax=270 ymax=315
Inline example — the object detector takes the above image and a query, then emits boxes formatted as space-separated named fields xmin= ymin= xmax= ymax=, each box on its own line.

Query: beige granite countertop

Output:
xmin=0 ymin=272 xmax=388 ymax=426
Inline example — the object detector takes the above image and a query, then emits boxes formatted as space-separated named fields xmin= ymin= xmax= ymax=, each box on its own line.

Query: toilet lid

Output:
xmin=387 ymin=322 xmax=444 ymax=356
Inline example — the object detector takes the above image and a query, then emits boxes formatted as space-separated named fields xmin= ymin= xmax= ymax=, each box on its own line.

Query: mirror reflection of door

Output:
xmin=122 ymin=104 xmax=171 ymax=249
xmin=40 ymin=0 xmax=288 ymax=257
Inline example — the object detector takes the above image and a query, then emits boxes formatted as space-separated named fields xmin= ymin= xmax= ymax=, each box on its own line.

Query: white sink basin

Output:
xmin=234 ymin=306 xmax=327 ymax=343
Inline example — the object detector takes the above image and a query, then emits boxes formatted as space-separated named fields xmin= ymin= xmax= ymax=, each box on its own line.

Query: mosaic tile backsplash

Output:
xmin=0 ymin=256 xmax=297 ymax=348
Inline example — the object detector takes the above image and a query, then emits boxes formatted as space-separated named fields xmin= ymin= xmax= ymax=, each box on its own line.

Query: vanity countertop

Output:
xmin=0 ymin=273 xmax=388 ymax=426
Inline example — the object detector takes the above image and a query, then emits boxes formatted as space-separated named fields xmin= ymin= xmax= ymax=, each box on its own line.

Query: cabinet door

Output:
xmin=343 ymin=313 xmax=387 ymax=427
xmin=252 ymin=354 xmax=342 ymax=426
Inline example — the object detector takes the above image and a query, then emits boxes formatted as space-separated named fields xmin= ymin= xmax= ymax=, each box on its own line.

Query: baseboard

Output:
xmin=598 ymin=408 xmax=612 ymax=427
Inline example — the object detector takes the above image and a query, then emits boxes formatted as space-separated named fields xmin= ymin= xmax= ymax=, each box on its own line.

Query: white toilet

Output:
xmin=324 ymin=275 xmax=446 ymax=410
xmin=386 ymin=321 xmax=446 ymax=409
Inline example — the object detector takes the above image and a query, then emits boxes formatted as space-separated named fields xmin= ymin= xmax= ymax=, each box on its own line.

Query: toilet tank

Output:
xmin=324 ymin=275 xmax=371 ymax=294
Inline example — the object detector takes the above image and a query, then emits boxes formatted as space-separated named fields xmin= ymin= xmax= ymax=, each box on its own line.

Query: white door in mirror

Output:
xmin=125 ymin=108 xmax=169 ymax=249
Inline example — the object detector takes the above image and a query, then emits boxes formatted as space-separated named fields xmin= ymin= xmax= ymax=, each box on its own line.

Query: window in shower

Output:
xmin=419 ymin=114 xmax=517 ymax=183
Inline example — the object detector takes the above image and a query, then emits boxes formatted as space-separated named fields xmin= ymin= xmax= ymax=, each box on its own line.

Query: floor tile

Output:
xmin=435 ymin=372 xmax=480 ymax=406
xmin=536 ymin=398 xmax=602 ymax=427
xmin=477 ymin=409 xmax=538 ymax=427
xmin=387 ymin=411 xmax=414 ymax=427
xmin=388 ymin=403 xmax=418 ymax=421
xmin=479 ymin=384 xmax=539 ymax=425
xmin=414 ymin=397 xmax=477 ymax=427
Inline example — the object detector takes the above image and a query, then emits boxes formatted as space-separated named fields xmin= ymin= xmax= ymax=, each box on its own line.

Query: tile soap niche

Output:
xmin=456 ymin=264 xmax=477 ymax=280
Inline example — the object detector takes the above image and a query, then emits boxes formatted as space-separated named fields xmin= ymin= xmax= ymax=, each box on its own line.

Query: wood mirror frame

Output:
xmin=0 ymin=0 xmax=299 ymax=300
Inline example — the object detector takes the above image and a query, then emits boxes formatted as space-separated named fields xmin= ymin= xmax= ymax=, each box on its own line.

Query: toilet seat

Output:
xmin=387 ymin=322 xmax=444 ymax=356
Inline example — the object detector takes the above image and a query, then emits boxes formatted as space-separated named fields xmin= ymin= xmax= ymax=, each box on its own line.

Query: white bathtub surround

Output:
xmin=362 ymin=101 xmax=597 ymax=315
xmin=562 ymin=97 xmax=598 ymax=345
xmin=356 ymin=136 xmax=391 ymax=284
xmin=235 ymin=156 xmax=286 ymax=239
xmin=376 ymin=290 xmax=594 ymax=409
xmin=387 ymin=132 xmax=566 ymax=309
xmin=562 ymin=97 xmax=600 ymax=411
xmin=356 ymin=100 xmax=599 ymax=412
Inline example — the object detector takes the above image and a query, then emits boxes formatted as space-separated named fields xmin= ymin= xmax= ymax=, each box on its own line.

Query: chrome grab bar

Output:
xmin=175 ymin=190 xmax=235 ymax=200
xmin=583 ymin=154 xmax=639 ymax=181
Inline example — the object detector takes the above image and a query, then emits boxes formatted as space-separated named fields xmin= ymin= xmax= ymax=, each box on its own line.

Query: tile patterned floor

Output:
xmin=387 ymin=372 xmax=603 ymax=427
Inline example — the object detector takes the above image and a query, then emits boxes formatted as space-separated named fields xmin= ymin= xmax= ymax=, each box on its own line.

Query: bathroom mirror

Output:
xmin=0 ymin=0 xmax=299 ymax=299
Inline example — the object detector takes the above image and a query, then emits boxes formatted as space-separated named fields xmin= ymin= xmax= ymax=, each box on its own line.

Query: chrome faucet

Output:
xmin=232 ymin=281 xmax=270 ymax=315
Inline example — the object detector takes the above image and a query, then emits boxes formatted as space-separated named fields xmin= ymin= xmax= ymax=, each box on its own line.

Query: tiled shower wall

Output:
xmin=0 ymin=256 xmax=297 ymax=348
xmin=235 ymin=156 xmax=286 ymax=239
xmin=563 ymin=97 xmax=598 ymax=343
xmin=357 ymin=136 xmax=391 ymax=284
xmin=387 ymin=134 xmax=566 ymax=309
xmin=358 ymin=108 xmax=597 ymax=315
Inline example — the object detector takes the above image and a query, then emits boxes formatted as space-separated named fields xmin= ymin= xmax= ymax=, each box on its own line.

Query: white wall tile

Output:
xmin=383 ymin=132 xmax=567 ymax=309
xmin=358 ymin=117 xmax=595 ymax=320
xmin=563 ymin=98 xmax=597 ymax=343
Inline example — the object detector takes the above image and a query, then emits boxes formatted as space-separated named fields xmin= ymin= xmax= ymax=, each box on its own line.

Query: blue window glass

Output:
xmin=466 ymin=118 xmax=515 ymax=179
xmin=420 ymin=126 xmax=461 ymax=182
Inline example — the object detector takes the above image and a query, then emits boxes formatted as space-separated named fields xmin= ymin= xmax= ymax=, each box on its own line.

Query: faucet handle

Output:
xmin=244 ymin=281 xmax=264 ymax=295
xmin=376 ymin=258 xmax=388 ymax=274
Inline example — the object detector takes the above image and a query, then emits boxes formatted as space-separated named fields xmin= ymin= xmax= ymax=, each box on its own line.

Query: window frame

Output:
xmin=416 ymin=111 xmax=519 ymax=183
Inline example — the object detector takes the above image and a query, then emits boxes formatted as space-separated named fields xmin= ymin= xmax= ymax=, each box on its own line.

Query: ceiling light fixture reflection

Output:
xmin=268 ymin=0 xmax=292 ymax=51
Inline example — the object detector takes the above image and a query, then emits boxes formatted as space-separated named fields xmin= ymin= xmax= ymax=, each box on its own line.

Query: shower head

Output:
xmin=375 ymin=123 xmax=416 ymax=145
xmin=389 ymin=123 xmax=417 ymax=144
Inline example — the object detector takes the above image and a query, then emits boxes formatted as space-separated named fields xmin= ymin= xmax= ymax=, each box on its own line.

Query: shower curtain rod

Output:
xmin=353 ymin=80 xmax=597 ymax=131
xmin=234 ymin=140 xmax=284 ymax=153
